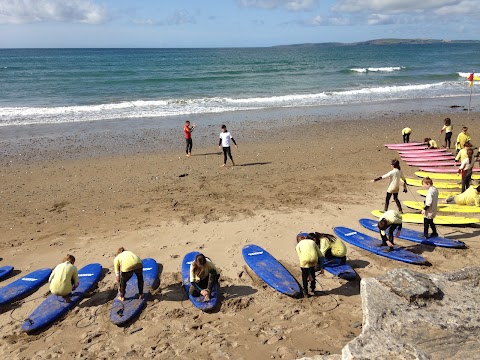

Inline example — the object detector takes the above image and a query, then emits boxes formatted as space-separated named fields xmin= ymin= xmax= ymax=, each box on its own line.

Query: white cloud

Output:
xmin=0 ymin=0 xmax=108 ymax=24
xmin=237 ymin=0 xmax=319 ymax=11
xmin=334 ymin=0 xmax=465 ymax=14
xmin=166 ymin=9 xmax=195 ymax=26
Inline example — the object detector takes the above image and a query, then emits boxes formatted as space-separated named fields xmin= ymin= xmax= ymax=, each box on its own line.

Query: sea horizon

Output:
xmin=0 ymin=44 xmax=478 ymax=127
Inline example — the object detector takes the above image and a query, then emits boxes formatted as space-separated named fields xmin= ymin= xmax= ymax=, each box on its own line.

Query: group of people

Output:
xmin=49 ymin=248 xmax=220 ymax=304
xmin=403 ymin=118 xmax=471 ymax=152
xmin=184 ymin=121 xmax=238 ymax=167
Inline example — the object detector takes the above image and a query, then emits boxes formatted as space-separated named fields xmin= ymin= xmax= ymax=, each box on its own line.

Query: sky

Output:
xmin=0 ymin=0 xmax=479 ymax=48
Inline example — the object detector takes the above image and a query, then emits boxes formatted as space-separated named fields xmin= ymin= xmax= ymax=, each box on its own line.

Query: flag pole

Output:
xmin=468 ymin=70 xmax=475 ymax=114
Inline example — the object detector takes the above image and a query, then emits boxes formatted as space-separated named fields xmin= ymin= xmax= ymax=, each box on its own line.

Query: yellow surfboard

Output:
xmin=404 ymin=201 xmax=480 ymax=213
xmin=414 ymin=171 xmax=480 ymax=181
xmin=405 ymin=178 xmax=461 ymax=189
xmin=416 ymin=189 xmax=460 ymax=199
xmin=371 ymin=210 xmax=480 ymax=225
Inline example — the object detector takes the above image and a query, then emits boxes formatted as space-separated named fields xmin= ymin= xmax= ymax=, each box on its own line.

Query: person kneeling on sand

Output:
xmin=306 ymin=232 xmax=347 ymax=265
xmin=189 ymin=253 xmax=220 ymax=302
xmin=49 ymin=254 xmax=80 ymax=302
xmin=444 ymin=185 xmax=480 ymax=206
xmin=424 ymin=138 xmax=438 ymax=149
xmin=377 ymin=210 xmax=403 ymax=252
xmin=296 ymin=236 xmax=323 ymax=297
xmin=114 ymin=247 xmax=144 ymax=302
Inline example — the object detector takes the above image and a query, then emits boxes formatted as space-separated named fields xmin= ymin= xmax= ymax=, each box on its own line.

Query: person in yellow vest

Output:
xmin=444 ymin=185 xmax=480 ymax=206
xmin=424 ymin=138 xmax=438 ymax=149
xmin=402 ymin=127 xmax=412 ymax=143
xmin=114 ymin=247 xmax=143 ymax=301
xmin=304 ymin=232 xmax=347 ymax=265
xmin=49 ymin=254 xmax=80 ymax=301
xmin=455 ymin=141 xmax=472 ymax=162
xmin=440 ymin=118 xmax=453 ymax=148
xmin=377 ymin=210 xmax=402 ymax=252
xmin=455 ymin=126 xmax=471 ymax=154
xmin=189 ymin=253 xmax=220 ymax=302
xmin=296 ymin=236 xmax=323 ymax=297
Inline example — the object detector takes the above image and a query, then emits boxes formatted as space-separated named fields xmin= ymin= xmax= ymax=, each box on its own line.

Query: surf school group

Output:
xmin=1 ymin=115 xmax=473 ymax=334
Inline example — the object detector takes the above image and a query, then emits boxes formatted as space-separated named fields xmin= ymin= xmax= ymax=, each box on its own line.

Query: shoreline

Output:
xmin=0 ymin=103 xmax=479 ymax=359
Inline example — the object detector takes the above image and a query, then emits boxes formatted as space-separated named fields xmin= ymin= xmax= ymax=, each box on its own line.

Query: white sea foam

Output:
xmin=350 ymin=66 xmax=404 ymax=73
xmin=0 ymin=81 xmax=468 ymax=126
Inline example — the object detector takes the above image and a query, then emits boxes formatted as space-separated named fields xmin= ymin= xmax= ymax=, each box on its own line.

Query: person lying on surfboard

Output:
xmin=114 ymin=247 xmax=144 ymax=302
xmin=377 ymin=210 xmax=402 ymax=252
xmin=189 ymin=253 xmax=220 ymax=302
xmin=444 ymin=185 xmax=480 ymax=206
xmin=49 ymin=254 xmax=79 ymax=302
xmin=295 ymin=236 xmax=323 ymax=298
xmin=424 ymin=138 xmax=438 ymax=149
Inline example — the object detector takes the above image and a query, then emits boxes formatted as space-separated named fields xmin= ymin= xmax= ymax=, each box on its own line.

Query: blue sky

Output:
xmin=1 ymin=0 xmax=479 ymax=48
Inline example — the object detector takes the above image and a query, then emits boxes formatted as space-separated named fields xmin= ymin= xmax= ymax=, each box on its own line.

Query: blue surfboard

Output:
xmin=359 ymin=218 xmax=466 ymax=249
xmin=297 ymin=233 xmax=357 ymax=280
xmin=182 ymin=252 xmax=220 ymax=311
xmin=0 ymin=268 xmax=51 ymax=306
xmin=21 ymin=263 xmax=102 ymax=333
xmin=242 ymin=244 xmax=300 ymax=297
xmin=110 ymin=258 xmax=158 ymax=326
xmin=334 ymin=227 xmax=427 ymax=265
xmin=0 ymin=266 xmax=14 ymax=281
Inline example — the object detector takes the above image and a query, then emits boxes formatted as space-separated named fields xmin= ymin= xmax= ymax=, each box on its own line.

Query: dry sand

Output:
xmin=0 ymin=108 xmax=479 ymax=360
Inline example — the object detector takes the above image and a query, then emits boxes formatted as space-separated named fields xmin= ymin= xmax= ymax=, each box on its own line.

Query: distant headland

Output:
xmin=273 ymin=38 xmax=480 ymax=47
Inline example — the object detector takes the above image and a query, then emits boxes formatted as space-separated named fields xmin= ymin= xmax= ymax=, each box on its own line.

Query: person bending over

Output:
xmin=307 ymin=232 xmax=347 ymax=265
xmin=49 ymin=254 xmax=80 ymax=302
xmin=189 ymin=253 xmax=219 ymax=302
xmin=402 ymin=127 xmax=412 ymax=143
xmin=296 ymin=236 xmax=323 ymax=297
xmin=114 ymin=247 xmax=144 ymax=302
xmin=377 ymin=210 xmax=403 ymax=252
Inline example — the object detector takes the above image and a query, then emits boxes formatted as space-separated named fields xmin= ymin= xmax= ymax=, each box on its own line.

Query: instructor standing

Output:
xmin=184 ymin=120 xmax=196 ymax=157
xmin=218 ymin=124 xmax=238 ymax=167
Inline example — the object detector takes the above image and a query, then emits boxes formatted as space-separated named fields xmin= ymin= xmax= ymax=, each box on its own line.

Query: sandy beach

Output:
xmin=1 ymin=105 xmax=479 ymax=359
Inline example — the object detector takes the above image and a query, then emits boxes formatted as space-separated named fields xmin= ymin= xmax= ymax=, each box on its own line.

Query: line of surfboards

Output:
xmin=385 ymin=142 xmax=480 ymax=221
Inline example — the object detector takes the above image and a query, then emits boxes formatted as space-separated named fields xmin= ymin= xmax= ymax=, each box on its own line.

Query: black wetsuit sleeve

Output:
xmin=218 ymin=138 xmax=222 ymax=146
xmin=231 ymin=138 xmax=237 ymax=145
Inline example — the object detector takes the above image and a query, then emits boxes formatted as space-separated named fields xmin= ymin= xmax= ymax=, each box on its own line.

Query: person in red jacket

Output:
xmin=184 ymin=120 xmax=196 ymax=157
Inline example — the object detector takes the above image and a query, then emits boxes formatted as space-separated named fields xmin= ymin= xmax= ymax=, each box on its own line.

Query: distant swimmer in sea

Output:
xmin=455 ymin=126 xmax=471 ymax=154
xmin=444 ymin=185 xmax=480 ymax=206
xmin=440 ymin=118 xmax=453 ymax=148
xmin=218 ymin=124 xmax=238 ymax=167
xmin=371 ymin=159 xmax=407 ymax=213
xmin=424 ymin=138 xmax=438 ymax=149
xmin=184 ymin=120 xmax=196 ymax=157
xmin=377 ymin=210 xmax=402 ymax=252
xmin=49 ymin=254 xmax=79 ymax=302
xmin=295 ymin=235 xmax=323 ymax=298
xmin=402 ymin=127 xmax=412 ymax=143
xmin=421 ymin=177 xmax=439 ymax=239
xmin=114 ymin=247 xmax=143 ymax=302
xmin=189 ymin=253 xmax=220 ymax=302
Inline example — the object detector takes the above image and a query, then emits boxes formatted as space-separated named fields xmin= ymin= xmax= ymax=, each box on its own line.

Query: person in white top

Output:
xmin=421 ymin=177 xmax=439 ymax=238
xmin=439 ymin=117 xmax=452 ymax=148
xmin=371 ymin=159 xmax=407 ymax=213
xmin=459 ymin=148 xmax=475 ymax=192
xmin=218 ymin=124 xmax=238 ymax=167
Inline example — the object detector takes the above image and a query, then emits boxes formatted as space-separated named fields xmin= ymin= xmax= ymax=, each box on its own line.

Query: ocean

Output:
xmin=0 ymin=44 xmax=479 ymax=126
